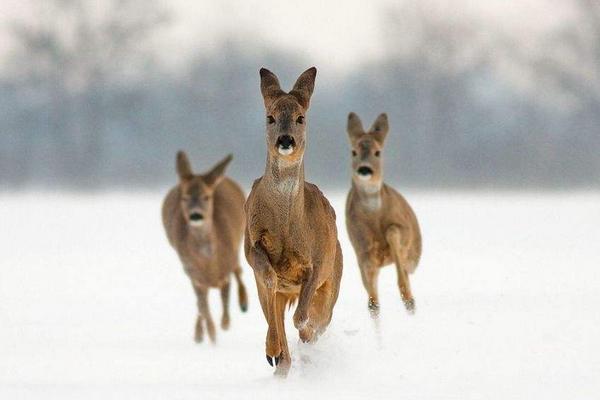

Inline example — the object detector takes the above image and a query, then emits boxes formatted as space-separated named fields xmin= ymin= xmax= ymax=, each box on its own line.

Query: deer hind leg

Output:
xmin=303 ymin=242 xmax=343 ymax=341
xmin=194 ymin=284 xmax=217 ymax=342
xmin=233 ymin=266 xmax=248 ymax=312
xmin=220 ymin=280 xmax=231 ymax=330
xmin=302 ymin=281 xmax=331 ymax=343
xmin=329 ymin=240 xmax=343 ymax=324
xmin=385 ymin=225 xmax=415 ymax=314
xmin=359 ymin=258 xmax=380 ymax=318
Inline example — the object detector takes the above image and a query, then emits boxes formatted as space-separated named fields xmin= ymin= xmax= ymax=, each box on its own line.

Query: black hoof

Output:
xmin=368 ymin=298 xmax=380 ymax=318
xmin=241 ymin=304 xmax=248 ymax=313
xmin=266 ymin=354 xmax=281 ymax=367
xmin=404 ymin=298 xmax=416 ymax=314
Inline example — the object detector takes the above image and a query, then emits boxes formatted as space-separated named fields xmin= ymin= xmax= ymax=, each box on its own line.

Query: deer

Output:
xmin=162 ymin=151 xmax=248 ymax=343
xmin=345 ymin=112 xmax=422 ymax=318
xmin=244 ymin=67 xmax=343 ymax=376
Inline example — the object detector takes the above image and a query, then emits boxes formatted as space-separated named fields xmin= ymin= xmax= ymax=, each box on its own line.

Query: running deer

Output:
xmin=244 ymin=67 xmax=343 ymax=376
xmin=345 ymin=112 xmax=422 ymax=317
xmin=162 ymin=151 xmax=248 ymax=343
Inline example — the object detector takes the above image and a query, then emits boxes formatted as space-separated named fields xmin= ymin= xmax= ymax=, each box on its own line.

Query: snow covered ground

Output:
xmin=1 ymin=191 xmax=599 ymax=399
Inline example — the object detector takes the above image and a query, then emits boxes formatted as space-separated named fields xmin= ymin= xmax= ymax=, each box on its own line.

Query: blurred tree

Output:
xmin=359 ymin=2 xmax=493 ymax=185
xmin=0 ymin=1 xmax=598 ymax=189
xmin=507 ymin=0 xmax=600 ymax=185
xmin=4 ymin=0 xmax=169 ymax=186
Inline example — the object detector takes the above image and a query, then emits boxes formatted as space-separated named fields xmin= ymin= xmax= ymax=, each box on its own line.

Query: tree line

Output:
xmin=1 ymin=0 xmax=598 ymax=189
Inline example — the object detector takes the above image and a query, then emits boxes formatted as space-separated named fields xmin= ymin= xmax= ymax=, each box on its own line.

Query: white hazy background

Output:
xmin=1 ymin=1 xmax=600 ymax=399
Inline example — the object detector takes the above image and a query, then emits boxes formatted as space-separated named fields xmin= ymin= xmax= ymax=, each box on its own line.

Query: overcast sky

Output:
xmin=0 ymin=0 xmax=572 ymax=75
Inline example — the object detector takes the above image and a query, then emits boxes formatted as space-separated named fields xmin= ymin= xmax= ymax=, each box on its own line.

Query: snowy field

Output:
xmin=1 ymin=191 xmax=599 ymax=399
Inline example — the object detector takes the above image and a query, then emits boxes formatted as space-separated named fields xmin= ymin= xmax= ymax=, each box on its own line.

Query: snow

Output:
xmin=1 ymin=191 xmax=599 ymax=399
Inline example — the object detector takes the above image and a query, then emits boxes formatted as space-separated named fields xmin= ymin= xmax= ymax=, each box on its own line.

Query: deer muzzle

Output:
xmin=356 ymin=165 xmax=374 ymax=180
xmin=188 ymin=211 xmax=205 ymax=227
xmin=276 ymin=135 xmax=296 ymax=155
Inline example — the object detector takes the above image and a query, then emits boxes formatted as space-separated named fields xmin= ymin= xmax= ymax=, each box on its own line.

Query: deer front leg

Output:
xmin=385 ymin=225 xmax=415 ymax=313
xmin=264 ymin=285 xmax=282 ymax=368
xmin=190 ymin=281 xmax=204 ymax=343
xmin=194 ymin=285 xmax=216 ymax=343
xmin=233 ymin=266 xmax=248 ymax=312
xmin=274 ymin=292 xmax=291 ymax=377
xmin=358 ymin=257 xmax=380 ymax=318
xmin=247 ymin=241 xmax=281 ymax=367
xmin=194 ymin=313 xmax=204 ymax=343
xmin=220 ymin=280 xmax=231 ymax=330
xmin=293 ymin=267 xmax=319 ymax=335
xmin=247 ymin=239 xmax=277 ymax=289
xmin=253 ymin=274 xmax=280 ymax=367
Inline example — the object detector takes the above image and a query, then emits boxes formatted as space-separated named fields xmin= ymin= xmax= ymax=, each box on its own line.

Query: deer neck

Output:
xmin=187 ymin=224 xmax=215 ymax=258
xmin=263 ymin=152 xmax=305 ymax=225
xmin=353 ymin=178 xmax=383 ymax=212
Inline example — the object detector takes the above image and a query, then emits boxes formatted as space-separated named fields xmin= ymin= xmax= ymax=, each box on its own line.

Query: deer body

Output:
xmin=162 ymin=152 xmax=248 ymax=343
xmin=245 ymin=67 xmax=343 ymax=376
xmin=345 ymin=113 xmax=422 ymax=316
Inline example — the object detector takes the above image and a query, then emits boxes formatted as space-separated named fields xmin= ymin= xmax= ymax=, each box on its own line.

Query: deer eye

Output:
xmin=296 ymin=115 xmax=304 ymax=124
xmin=267 ymin=115 xmax=275 ymax=124
xmin=375 ymin=151 xmax=381 ymax=157
xmin=352 ymin=150 xmax=357 ymax=157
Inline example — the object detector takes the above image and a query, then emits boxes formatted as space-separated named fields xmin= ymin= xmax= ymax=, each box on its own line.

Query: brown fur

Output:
xmin=345 ymin=112 xmax=422 ymax=316
xmin=162 ymin=151 xmax=248 ymax=343
xmin=244 ymin=67 xmax=343 ymax=376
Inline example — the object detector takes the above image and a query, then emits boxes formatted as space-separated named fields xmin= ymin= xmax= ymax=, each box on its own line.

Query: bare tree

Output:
xmin=6 ymin=0 xmax=169 ymax=185
xmin=515 ymin=0 xmax=600 ymax=182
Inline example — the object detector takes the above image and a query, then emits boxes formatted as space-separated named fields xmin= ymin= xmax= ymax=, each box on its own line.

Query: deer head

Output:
xmin=259 ymin=67 xmax=317 ymax=165
xmin=347 ymin=112 xmax=389 ymax=189
xmin=176 ymin=151 xmax=232 ymax=230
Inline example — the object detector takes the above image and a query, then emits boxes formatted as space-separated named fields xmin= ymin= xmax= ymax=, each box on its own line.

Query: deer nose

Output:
xmin=276 ymin=135 xmax=296 ymax=155
xmin=357 ymin=166 xmax=374 ymax=177
xmin=189 ymin=212 xmax=204 ymax=222
xmin=277 ymin=135 xmax=295 ymax=149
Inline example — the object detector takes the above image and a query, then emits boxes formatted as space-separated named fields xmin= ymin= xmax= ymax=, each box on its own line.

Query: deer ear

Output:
xmin=370 ymin=113 xmax=389 ymax=144
xmin=203 ymin=154 xmax=233 ymax=187
xmin=347 ymin=112 xmax=365 ymax=142
xmin=290 ymin=67 xmax=317 ymax=108
xmin=176 ymin=151 xmax=193 ymax=181
xmin=260 ymin=68 xmax=284 ymax=108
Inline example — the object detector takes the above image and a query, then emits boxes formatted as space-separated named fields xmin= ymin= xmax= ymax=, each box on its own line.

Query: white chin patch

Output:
xmin=357 ymin=174 xmax=372 ymax=181
xmin=278 ymin=146 xmax=294 ymax=156
xmin=189 ymin=220 xmax=204 ymax=227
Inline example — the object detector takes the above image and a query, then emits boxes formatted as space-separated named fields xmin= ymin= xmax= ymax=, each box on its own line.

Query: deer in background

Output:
xmin=162 ymin=152 xmax=248 ymax=343
xmin=345 ymin=113 xmax=422 ymax=317
xmin=244 ymin=67 xmax=343 ymax=376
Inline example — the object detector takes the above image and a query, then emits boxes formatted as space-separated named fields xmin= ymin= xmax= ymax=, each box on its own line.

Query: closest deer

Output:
xmin=345 ymin=113 xmax=422 ymax=317
xmin=162 ymin=151 xmax=248 ymax=343
xmin=244 ymin=67 xmax=343 ymax=376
